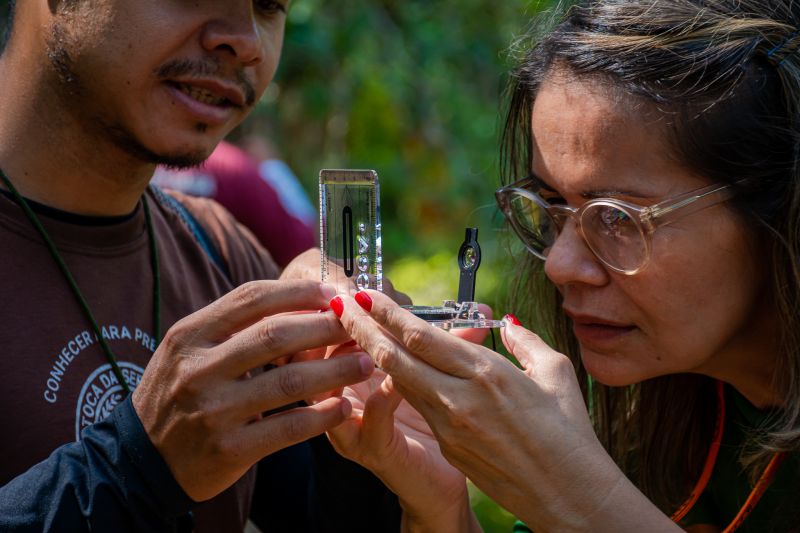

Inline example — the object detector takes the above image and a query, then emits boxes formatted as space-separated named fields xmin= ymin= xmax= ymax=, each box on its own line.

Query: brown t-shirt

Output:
xmin=0 ymin=187 xmax=279 ymax=532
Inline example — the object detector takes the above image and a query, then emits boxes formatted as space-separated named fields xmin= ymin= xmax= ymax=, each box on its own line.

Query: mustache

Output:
xmin=155 ymin=58 xmax=257 ymax=107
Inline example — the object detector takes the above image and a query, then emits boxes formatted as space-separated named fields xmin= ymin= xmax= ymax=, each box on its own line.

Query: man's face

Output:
xmin=44 ymin=0 xmax=287 ymax=167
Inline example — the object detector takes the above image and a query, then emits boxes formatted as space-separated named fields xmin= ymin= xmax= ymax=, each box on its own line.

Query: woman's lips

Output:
xmin=565 ymin=311 xmax=637 ymax=344
xmin=572 ymin=322 xmax=637 ymax=343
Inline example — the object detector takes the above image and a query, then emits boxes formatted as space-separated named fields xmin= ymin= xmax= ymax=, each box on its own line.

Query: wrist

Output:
xmin=400 ymin=491 xmax=481 ymax=533
xmin=515 ymin=452 xmax=677 ymax=532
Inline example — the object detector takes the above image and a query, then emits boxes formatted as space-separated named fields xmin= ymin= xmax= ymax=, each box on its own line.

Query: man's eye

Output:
xmin=255 ymin=0 xmax=287 ymax=14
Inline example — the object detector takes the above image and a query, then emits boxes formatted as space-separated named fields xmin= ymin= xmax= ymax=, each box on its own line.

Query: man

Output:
xmin=0 ymin=1 xmax=399 ymax=530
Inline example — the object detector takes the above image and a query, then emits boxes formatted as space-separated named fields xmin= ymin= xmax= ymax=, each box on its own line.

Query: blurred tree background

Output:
xmin=0 ymin=0 xmax=555 ymax=530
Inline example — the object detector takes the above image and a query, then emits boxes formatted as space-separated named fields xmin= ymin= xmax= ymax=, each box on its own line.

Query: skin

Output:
xmin=328 ymin=71 xmax=777 ymax=532
xmin=0 ymin=0 xmax=379 ymax=502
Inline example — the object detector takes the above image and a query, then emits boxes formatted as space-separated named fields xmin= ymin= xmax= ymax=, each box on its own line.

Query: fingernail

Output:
xmin=329 ymin=296 xmax=344 ymax=318
xmin=504 ymin=314 xmax=522 ymax=327
xmin=342 ymin=340 xmax=357 ymax=348
xmin=358 ymin=355 xmax=374 ymax=375
xmin=355 ymin=291 xmax=373 ymax=312
xmin=319 ymin=283 xmax=337 ymax=301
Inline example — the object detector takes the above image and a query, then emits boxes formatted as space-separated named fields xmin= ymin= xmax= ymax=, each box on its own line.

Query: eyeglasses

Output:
xmin=495 ymin=176 xmax=737 ymax=275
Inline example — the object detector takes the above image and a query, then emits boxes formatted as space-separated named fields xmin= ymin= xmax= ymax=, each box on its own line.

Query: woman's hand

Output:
xmin=325 ymin=344 xmax=481 ymax=533
xmin=333 ymin=290 xmax=680 ymax=532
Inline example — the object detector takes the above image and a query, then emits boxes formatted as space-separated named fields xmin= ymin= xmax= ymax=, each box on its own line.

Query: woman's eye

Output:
xmin=541 ymin=193 xmax=566 ymax=206
xmin=598 ymin=206 xmax=634 ymax=233
xmin=255 ymin=0 xmax=287 ymax=14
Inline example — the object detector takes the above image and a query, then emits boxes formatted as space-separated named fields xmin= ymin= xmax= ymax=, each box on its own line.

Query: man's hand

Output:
xmin=132 ymin=280 xmax=374 ymax=502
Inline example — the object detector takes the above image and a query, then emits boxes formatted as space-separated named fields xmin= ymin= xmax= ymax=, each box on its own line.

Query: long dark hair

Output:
xmin=502 ymin=0 xmax=800 ymax=513
xmin=0 ymin=0 xmax=15 ymax=54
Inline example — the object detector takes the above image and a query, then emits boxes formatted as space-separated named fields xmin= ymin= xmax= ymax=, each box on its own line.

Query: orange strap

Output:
xmin=670 ymin=380 xmax=726 ymax=523
xmin=722 ymin=451 xmax=787 ymax=532
xmin=671 ymin=380 xmax=786 ymax=531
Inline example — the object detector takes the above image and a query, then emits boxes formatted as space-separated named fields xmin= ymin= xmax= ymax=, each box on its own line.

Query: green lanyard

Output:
xmin=0 ymin=169 xmax=161 ymax=396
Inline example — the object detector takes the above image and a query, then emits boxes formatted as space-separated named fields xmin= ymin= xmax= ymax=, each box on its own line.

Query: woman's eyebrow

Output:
xmin=531 ymin=170 xmax=657 ymax=200
xmin=583 ymin=188 xmax=638 ymax=199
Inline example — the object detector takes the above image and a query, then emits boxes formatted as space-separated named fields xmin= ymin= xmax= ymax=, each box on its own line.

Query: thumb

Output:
xmin=500 ymin=314 xmax=553 ymax=374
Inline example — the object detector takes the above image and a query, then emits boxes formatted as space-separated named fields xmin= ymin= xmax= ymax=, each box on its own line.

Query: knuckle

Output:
xmin=160 ymin=321 xmax=190 ymax=355
xmin=211 ymin=434 xmax=241 ymax=460
xmin=371 ymin=339 xmax=398 ymax=373
xmin=186 ymin=407 xmax=220 ymax=437
xmin=320 ymin=312 xmax=344 ymax=338
xmin=281 ymin=413 xmax=309 ymax=443
xmin=277 ymin=367 xmax=306 ymax=398
xmin=473 ymin=360 xmax=503 ymax=388
xmin=403 ymin=324 xmax=432 ymax=354
xmin=553 ymin=353 xmax=575 ymax=373
xmin=255 ymin=319 xmax=283 ymax=352
xmin=371 ymin=301 xmax=395 ymax=326
xmin=169 ymin=374 xmax=202 ymax=403
xmin=230 ymin=281 xmax=266 ymax=309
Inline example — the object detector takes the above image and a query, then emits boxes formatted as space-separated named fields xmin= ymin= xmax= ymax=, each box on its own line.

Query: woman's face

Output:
xmin=531 ymin=72 xmax=774 ymax=387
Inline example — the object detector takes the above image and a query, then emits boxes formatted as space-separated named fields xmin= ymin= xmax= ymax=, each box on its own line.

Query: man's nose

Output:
xmin=200 ymin=4 xmax=265 ymax=67
xmin=543 ymin=219 xmax=610 ymax=288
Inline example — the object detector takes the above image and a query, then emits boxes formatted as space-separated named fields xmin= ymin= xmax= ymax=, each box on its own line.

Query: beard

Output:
xmin=45 ymin=21 xmax=212 ymax=170
xmin=99 ymin=122 xmax=211 ymax=170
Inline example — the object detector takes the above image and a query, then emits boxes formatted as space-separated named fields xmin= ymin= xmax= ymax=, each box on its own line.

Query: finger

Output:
xmin=178 ymin=279 xmax=337 ymax=344
xmin=335 ymin=295 xmax=452 ymax=388
xmin=364 ymin=374 xmax=403 ymax=422
xmin=214 ymin=310 xmax=349 ymax=377
xmin=347 ymin=290 xmax=489 ymax=378
xmin=239 ymin=396 xmax=352 ymax=461
xmin=359 ymin=375 xmax=403 ymax=451
xmin=328 ymin=341 xmax=361 ymax=358
xmin=500 ymin=315 xmax=554 ymax=374
xmin=231 ymin=354 xmax=374 ymax=417
xmin=308 ymin=346 xmax=368 ymax=402
xmin=278 ymin=248 xmax=321 ymax=282
xmin=281 ymin=347 xmax=328 ymax=365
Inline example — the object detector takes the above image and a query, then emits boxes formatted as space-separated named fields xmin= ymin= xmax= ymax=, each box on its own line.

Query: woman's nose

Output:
xmin=543 ymin=219 xmax=610 ymax=288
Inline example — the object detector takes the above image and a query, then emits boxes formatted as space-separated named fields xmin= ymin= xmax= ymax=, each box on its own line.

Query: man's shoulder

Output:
xmin=150 ymin=187 xmax=280 ymax=284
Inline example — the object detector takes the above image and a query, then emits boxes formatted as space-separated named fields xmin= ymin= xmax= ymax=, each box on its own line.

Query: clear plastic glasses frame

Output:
xmin=495 ymin=176 xmax=737 ymax=275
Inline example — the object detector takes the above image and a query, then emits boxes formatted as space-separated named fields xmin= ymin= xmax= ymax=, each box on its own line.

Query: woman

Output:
xmin=326 ymin=0 xmax=800 ymax=530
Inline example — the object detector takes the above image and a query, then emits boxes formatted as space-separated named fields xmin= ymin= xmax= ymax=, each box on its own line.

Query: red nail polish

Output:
xmin=329 ymin=296 xmax=344 ymax=318
xmin=504 ymin=314 xmax=522 ymax=327
xmin=354 ymin=291 xmax=373 ymax=312
xmin=342 ymin=340 xmax=357 ymax=348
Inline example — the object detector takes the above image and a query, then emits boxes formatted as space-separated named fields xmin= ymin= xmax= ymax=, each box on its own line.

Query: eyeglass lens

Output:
xmin=507 ymin=193 xmax=649 ymax=272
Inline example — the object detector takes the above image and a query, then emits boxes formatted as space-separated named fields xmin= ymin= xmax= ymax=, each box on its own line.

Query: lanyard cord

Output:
xmin=0 ymin=169 xmax=161 ymax=397
xmin=671 ymin=379 xmax=787 ymax=531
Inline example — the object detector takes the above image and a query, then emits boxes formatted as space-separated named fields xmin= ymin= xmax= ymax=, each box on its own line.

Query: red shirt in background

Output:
xmin=153 ymin=141 xmax=316 ymax=268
